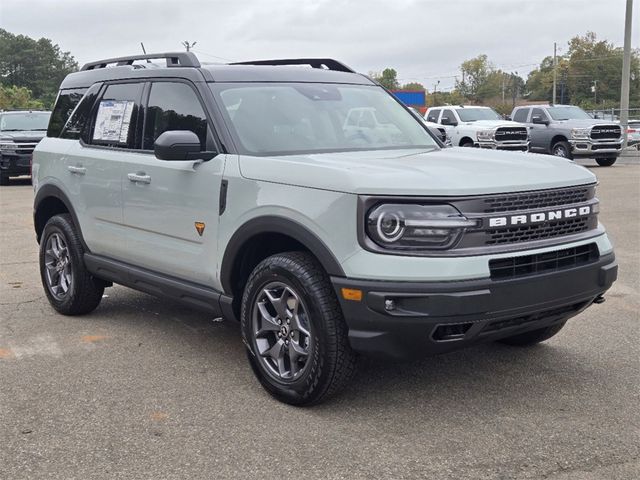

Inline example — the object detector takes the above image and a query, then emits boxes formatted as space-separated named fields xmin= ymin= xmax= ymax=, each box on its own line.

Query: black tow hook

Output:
xmin=593 ymin=295 xmax=606 ymax=304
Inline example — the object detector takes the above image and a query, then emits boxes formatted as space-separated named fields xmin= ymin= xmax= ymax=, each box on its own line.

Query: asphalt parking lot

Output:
xmin=1 ymin=157 xmax=638 ymax=480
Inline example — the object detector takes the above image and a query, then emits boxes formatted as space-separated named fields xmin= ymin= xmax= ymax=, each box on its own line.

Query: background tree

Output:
xmin=455 ymin=54 xmax=491 ymax=102
xmin=0 ymin=85 xmax=45 ymax=110
xmin=400 ymin=82 xmax=426 ymax=91
xmin=0 ymin=29 xmax=78 ymax=108
xmin=370 ymin=68 xmax=400 ymax=90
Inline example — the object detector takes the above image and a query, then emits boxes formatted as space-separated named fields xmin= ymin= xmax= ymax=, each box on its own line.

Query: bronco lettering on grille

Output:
xmin=488 ymin=205 xmax=592 ymax=228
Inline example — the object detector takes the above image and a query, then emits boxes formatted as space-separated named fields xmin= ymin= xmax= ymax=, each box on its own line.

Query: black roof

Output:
xmin=61 ymin=53 xmax=374 ymax=89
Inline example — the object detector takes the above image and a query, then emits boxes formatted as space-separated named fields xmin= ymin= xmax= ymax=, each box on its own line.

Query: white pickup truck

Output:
xmin=426 ymin=105 xmax=529 ymax=151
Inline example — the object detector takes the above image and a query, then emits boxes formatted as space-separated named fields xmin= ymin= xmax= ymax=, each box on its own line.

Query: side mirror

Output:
xmin=504 ymin=115 xmax=512 ymax=121
xmin=154 ymin=130 xmax=217 ymax=161
xmin=532 ymin=115 xmax=549 ymax=126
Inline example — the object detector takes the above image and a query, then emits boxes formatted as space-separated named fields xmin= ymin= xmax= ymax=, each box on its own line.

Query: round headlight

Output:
xmin=377 ymin=212 xmax=404 ymax=242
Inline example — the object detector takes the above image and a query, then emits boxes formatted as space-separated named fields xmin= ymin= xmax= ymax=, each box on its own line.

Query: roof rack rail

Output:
xmin=81 ymin=52 xmax=200 ymax=71
xmin=230 ymin=58 xmax=355 ymax=73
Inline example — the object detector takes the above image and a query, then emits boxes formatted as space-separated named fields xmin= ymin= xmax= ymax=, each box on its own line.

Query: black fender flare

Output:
xmin=33 ymin=184 xmax=88 ymax=250
xmin=220 ymin=215 xmax=345 ymax=294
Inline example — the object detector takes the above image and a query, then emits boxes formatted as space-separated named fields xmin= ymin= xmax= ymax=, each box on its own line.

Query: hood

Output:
xmin=462 ymin=120 xmax=525 ymax=129
xmin=0 ymin=130 xmax=47 ymax=142
xmin=239 ymin=148 xmax=596 ymax=196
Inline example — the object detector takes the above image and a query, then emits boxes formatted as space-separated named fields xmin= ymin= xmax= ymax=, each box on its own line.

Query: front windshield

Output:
xmin=0 ymin=112 xmax=51 ymax=132
xmin=456 ymin=108 xmax=501 ymax=122
xmin=546 ymin=106 xmax=592 ymax=120
xmin=210 ymin=83 xmax=438 ymax=155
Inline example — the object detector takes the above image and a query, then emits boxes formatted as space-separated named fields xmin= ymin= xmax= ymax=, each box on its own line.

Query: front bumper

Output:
xmin=477 ymin=140 xmax=529 ymax=151
xmin=0 ymin=152 xmax=32 ymax=177
xmin=569 ymin=139 xmax=623 ymax=157
xmin=332 ymin=252 xmax=617 ymax=359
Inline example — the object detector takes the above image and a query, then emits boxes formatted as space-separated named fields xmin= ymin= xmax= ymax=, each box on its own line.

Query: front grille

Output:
xmin=489 ymin=243 xmax=598 ymax=280
xmin=494 ymin=127 xmax=528 ymax=142
xmin=486 ymin=217 xmax=591 ymax=245
xmin=483 ymin=186 xmax=593 ymax=214
xmin=590 ymin=125 xmax=621 ymax=140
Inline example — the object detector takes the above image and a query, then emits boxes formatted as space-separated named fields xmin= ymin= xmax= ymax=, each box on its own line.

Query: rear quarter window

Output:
xmin=47 ymin=88 xmax=87 ymax=137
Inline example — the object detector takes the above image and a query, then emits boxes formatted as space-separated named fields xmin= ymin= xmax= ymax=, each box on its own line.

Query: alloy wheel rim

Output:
xmin=252 ymin=281 xmax=312 ymax=381
xmin=44 ymin=233 xmax=72 ymax=300
xmin=554 ymin=145 xmax=567 ymax=157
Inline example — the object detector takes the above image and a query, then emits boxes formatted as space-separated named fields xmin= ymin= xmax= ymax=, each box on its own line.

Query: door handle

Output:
xmin=67 ymin=165 xmax=86 ymax=175
xmin=128 ymin=172 xmax=151 ymax=184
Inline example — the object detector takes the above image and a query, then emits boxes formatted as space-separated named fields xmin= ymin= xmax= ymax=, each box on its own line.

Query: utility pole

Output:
xmin=592 ymin=80 xmax=598 ymax=103
xmin=182 ymin=41 xmax=197 ymax=52
xmin=619 ymin=0 xmax=634 ymax=148
xmin=433 ymin=80 xmax=440 ymax=106
xmin=552 ymin=42 xmax=557 ymax=105
xmin=502 ymin=74 xmax=506 ymax=104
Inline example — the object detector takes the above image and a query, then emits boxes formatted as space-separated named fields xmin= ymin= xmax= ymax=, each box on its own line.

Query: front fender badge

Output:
xmin=195 ymin=222 xmax=206 ymax=236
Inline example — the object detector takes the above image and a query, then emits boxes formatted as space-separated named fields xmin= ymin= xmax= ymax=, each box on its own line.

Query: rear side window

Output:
xmin=47 ymin=88 xmax=87 ymax=137
xmin=426 ymin=109 xmax=440 ymax=123
xmin=513 ymin=108 xmax=529 ymax=123
xmin=143 ymin=82 xmax=208 ymax=150
xmin=90 ymin=82 xmax=143 ymax=149
xmin=61 ymin=84 xmax=101 ymax=140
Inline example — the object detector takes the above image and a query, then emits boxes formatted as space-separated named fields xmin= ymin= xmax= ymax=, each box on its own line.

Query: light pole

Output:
xmin=619 ymin=0 xmax=634 ymax=148
xmin=433 ymin=80 xmax=440 ymax=106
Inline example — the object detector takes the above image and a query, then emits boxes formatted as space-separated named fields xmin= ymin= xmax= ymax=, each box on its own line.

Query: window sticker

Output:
xmin=93 ymin=100 xmax=135 ymax=143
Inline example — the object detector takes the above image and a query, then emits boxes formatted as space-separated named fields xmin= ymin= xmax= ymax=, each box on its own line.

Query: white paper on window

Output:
xmin=93 ymin=100 xmax=135 ymax=143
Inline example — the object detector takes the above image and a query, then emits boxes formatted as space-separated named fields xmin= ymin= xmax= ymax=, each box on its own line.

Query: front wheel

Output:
xmin=551 ymin=140 xmax=572 ymax=159
xmin=39 ymin=214 xmax=105 ymax=315
xmin=241 ymin=252 xmax=357 ymax=405
xmin=595 ymin=157 xmax=616 ymax=167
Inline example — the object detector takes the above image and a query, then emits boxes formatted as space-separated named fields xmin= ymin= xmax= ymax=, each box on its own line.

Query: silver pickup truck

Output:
xmin=511 ymin=105 xmax=622 ymax=166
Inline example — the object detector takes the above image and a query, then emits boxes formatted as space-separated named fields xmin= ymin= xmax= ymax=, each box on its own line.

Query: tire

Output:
xmin=39 ymin=214 xmax=104 ymax=315
xmin=241 ymin=251 xmax=357 ymax=406
xmin=498 ymin=322 xmax=566 ymax=347
xmin=0 ymin=173 xmax=9 ymax=186
xmin=551 ymin=140 xmax=572 ymax=159
xmin=461 ymin=139 xmax=474 ymax=148
xmin=595 ymin=157 xmax=616 ymax=167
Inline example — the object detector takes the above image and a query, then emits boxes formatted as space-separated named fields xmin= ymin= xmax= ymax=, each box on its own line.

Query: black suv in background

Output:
xmin=0 ymin=110 xmax=51 ymax=185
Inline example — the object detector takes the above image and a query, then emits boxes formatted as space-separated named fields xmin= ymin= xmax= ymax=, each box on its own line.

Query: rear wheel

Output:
xmin=595 ymin=157 xmax=616 ymax=167
xmin=551 ymin=140 xmax=572 ymax=159
xmin=498 ymin=322 xmax=566 ymax=346
xmin=0 ymin=173 xmax=9 ymax=186
xmin=241 ymin=252 xmax=357 ymax=405
xmin=39 ymin=214 xmax=104 ymax=315
xmin=460 ymin=139 xmax=474 ymax=148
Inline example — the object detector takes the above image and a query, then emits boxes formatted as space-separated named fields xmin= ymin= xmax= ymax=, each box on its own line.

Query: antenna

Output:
xmin=182 ymin=41 xmax=197 ymax=52
xmin=140 ymin=42 xmax=151 ymax=63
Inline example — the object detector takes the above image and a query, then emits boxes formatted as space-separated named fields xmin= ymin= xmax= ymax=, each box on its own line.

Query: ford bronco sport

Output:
xmin=510 ymin=104 xmax=623 ymax=166
xmin=33 ymin=53 xmax=617 ymax=405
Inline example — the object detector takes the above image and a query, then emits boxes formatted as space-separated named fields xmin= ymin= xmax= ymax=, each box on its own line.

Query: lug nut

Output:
xmin=286 ymin=319 xmax=290 ymax=325
xmin=277 ymin=319 xmax=282 ymax=325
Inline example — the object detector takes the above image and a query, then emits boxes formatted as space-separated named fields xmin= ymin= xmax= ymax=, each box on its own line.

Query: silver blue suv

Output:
xmin=33 ymin=53 xmax=617 ymax=405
